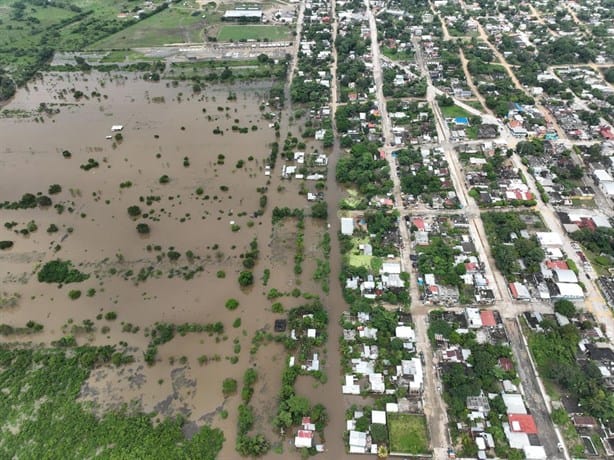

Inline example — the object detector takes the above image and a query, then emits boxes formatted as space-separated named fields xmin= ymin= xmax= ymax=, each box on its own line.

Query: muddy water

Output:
xmin=0 ymin=72 xmax=325 ymax=456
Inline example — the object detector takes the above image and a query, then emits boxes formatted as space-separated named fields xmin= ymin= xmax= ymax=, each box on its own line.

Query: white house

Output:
xmin=341 ymin=217 xmax=354 ymax=235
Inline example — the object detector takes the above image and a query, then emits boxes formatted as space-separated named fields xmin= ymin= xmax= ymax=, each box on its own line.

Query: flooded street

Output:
xmin=0 ymin=71 xmax=326 ymax=456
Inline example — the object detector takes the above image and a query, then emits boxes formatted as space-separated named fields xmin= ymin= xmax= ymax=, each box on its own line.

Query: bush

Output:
xmin=311 ymin=201 xmax=328 ymax=219
xmin=0 ymin=241 xmax=14 ymax=250
xmin=225 ymin=298 xmax=239 ymax=310
xmin=104 ymin=311 xmax=117 ymax=321
xmin=238 ymin=271 xmax=253 ymax=287
xmin=38 ymin=260 xmax=89 ymax=284
xmin=216 ymin=270 xmax=226 ymax=278
xmin=136 ymin=223 xmax=150 ymax=234
xmin=47 ymin=224 xmax=59 ymax=233
xmin=222 ymin=378 xmax=238 ymax=396
xmin=48 ymin=184 xmax=62 ymax=195
xmin=127 ymin=206 xmax=141 ymax=217
xmin=68 ymin=290 xmax=81 ymax=300
xmin=159 ymin=175 xmax=170 ymax=184
xmin=554 ymin=299 xmax=576 ymax=318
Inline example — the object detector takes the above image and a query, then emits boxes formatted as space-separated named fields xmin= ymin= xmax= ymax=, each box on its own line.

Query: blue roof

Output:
xmin=454 ymin=117 xmax=469 ymax=125
xmin=514 ymin=103 xmax=524 ymax=112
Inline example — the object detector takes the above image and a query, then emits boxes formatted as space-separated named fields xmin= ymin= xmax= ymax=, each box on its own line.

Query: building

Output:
xmin=341 ymin=217 xmax=354 ymax=235
xmin=553 ymin=282 xmax=584 ymax=300
xmin=222 ymin=9 xmax=263 ymax=22
xmin=536 ymin=232 xmax=563 ymax=247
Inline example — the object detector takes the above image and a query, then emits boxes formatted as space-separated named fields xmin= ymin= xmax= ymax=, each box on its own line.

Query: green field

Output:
xmin=388 ymin=414 xmax=430 ymax=454
xmin=440 ymin=104 xmax=472 ymax=119
xmin=217 ymin=25 xmax=290 ymax=42
xmin=90 ymin=7 xmax=208 ymax=49
xmin=0 ymin=0 xmax=174 ymax=86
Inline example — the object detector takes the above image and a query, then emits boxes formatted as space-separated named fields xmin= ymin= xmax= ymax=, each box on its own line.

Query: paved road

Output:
xmin=505 ymin=318 xmax=566 ymax=460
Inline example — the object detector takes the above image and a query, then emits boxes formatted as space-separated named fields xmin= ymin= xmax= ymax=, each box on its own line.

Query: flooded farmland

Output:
xmin=0 ymin=71 xmax=331 ymax=457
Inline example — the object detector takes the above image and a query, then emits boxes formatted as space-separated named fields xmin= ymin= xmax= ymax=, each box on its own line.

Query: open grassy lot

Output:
xmin=388 ymin=413 xmax=430 ymax=454
xmin=89 ymin=7 xmax=207 ymax=49
xmin=217 ymin=25 xmax=290 ymax=42
xmin=440 ymin=104 xmax=472 ymax=119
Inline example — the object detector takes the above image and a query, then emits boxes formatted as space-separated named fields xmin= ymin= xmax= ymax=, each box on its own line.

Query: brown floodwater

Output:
xmin=0 ymin=71 xmax=337 ymax=457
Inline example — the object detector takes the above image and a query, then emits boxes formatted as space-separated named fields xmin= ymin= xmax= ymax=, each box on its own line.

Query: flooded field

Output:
xmin=0 ymin=71 xmax=328 ymax=456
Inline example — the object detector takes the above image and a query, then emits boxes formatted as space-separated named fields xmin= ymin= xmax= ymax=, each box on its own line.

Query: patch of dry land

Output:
xmin=0 ymin=71 xmax=328 ymax=458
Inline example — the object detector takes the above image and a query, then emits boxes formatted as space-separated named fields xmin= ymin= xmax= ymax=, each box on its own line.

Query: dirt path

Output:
xmin=458 ymin=48 xmax=491 ymax=115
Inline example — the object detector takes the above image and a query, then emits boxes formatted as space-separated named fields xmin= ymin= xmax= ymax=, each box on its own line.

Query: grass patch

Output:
xmin=90 ymin=7 xmax=207 ymax=49
xmin=217 ymin=25 xmax=290 ymax=42
xmin=100 ymin=50 xmax=155 ymax=63
xmin=465 ymin=100 xmax=484 ymax=110
xmin=441 ymin=104 xmax=472 ymax=119
xmin=388 ymin=414 xmax=430 ymax=454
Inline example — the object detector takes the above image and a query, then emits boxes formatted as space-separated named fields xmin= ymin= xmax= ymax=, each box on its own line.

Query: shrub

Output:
xmin=104 ymin=311 xmax=117 ymax=321
xmin=222 ymin=378 xmax=238 ymax=396
xmin=136 ymin=223 xmax=150 ymax=234
xmin=127 ymin=205 xmax=142 ymax=217
xmin=238 ymin=271 xmax=253 ymax=287
xmin=225 ymin=298 xmax=239 ymax=310
xmin=216 ymin=270 xmax=226 ymax=278
xmin=48 ymin=184 xmax=62 ymax=194
xmin=0 ymin=241 xmax=14 ymax=250
xmin=68 ymin=290 xmax=81 ymax=300
xmin=159 ymin=175 xmax=170 ymax=184
xmin=46 ymin=224 xmax=59 ymax=233
xmin=38 ymin=260 xmax=89 ymax=284
xmin=86 ymin=288 xmax=96 ymax=297
xmin=233 ymin=318 xmax=242 ymax=328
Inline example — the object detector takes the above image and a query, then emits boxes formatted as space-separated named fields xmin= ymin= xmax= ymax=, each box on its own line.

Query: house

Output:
xmin=395 ymin=325 xmax=415 ymax=341
xmin=371 ymin=410 xmax=386 ymax=425
xmin=341 ymin=217 xmax=354 ymax=235
xmin=536 ymin=232 xmax=563 ymax=247
xmin=498 ymin=357 xmax=514 ymax=372
xmin=572 ymin=415 xmax=598 ymax=428
xmin=553 ymin=269 xmax=578 ymax=284
xmin=294 ymin=430 xmax=313 ymax=448
xmin=465 ymin=308 xmax=482 ymax=328
xmin=523 ymin=446 xmax=547 ymax=459
xmin=553 ymin=282 xmax=584 ymax=300
xmin=111 ymin=125 xmax=124 ymax=132
xmin=480 ymin=310 xmax=496 ymax=327
xmin=502 ymin=394 xmax=527 ymax=414
xmin=509 ymin=282 xmax=531 ymax=300
xmin=342 ymin=375 xmax=360 ymax=395
xmin=348 ymin=431 xmax=368 ymax=453
xmin=508 ymin=414 xmax=538 ymax=434
xmin=400 ymin=358 xmax=423 ymax=392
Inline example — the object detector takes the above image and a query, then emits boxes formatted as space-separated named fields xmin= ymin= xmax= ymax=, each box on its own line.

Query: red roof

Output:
xmin=508 ymin=414 xmax=537 ymax=434
xmin=480 ymin=310 xmax=496 ymax=327
xmin=413 ymin=218 xmax=426 ymax=231
xmin=429 ymin=285 xmax=439 ymax=293
xmin=600 ymin=126 xmax=614 ymax=140
xmin=297 ymin=430 xmax=313 ymax=439
xmin=498 ymin=357 xmax=514 ymax=372
xmin=302 ymin=417 xmax=311 ymax=426
xmin=508 ymin=282 xmax=519 ymax=299
xmin=546 ymin=260 xmax=568 ymax=270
